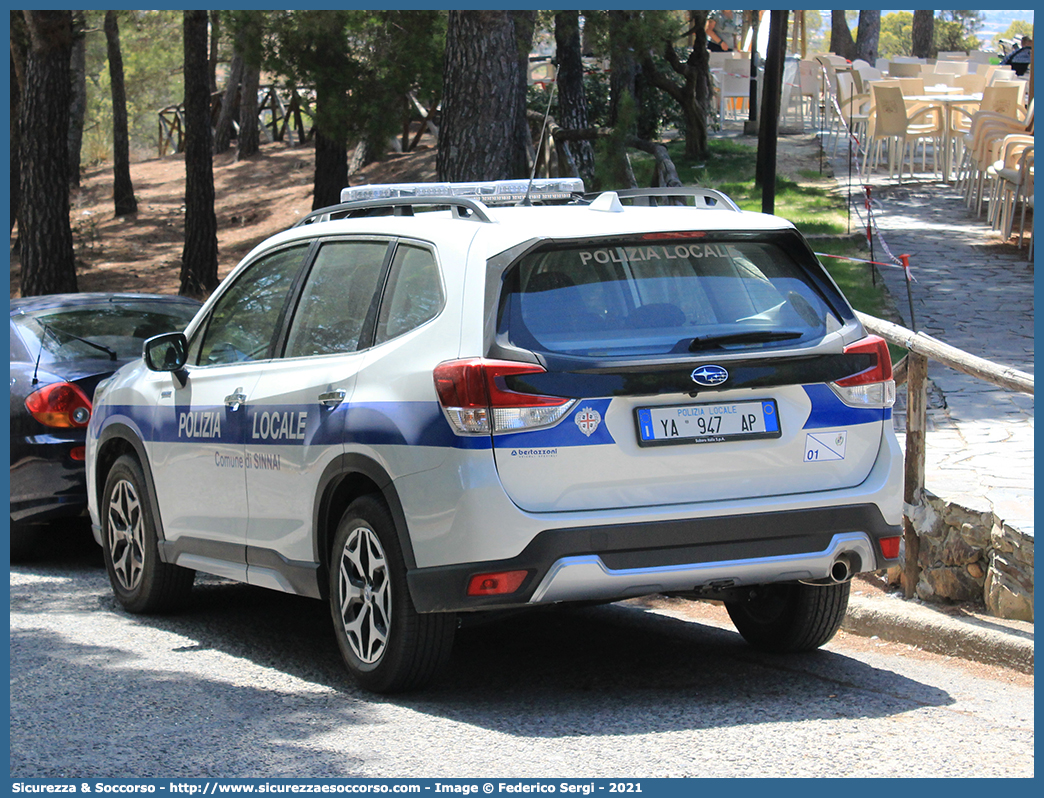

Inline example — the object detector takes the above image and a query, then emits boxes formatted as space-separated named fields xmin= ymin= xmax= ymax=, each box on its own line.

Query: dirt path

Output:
xmin=10 ymin=134 xmax=824 ymax=299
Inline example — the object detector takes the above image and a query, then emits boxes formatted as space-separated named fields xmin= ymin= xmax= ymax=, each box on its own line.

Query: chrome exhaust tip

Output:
xmin=830 ymin=554 xmax=853 ymax=584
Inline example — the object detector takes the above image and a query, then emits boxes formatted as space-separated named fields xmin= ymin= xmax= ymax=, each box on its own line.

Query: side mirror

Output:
xmin=143 ymin=332 xmax=188 ymax=372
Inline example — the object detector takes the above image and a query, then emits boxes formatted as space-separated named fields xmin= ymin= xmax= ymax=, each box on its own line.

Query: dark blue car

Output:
xmin=9 ymin=293 xmax=201 ymax=559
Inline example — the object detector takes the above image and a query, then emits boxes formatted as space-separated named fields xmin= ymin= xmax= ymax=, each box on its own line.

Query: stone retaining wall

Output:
xmin=900 ymin=491 xmax=1034 ymax=622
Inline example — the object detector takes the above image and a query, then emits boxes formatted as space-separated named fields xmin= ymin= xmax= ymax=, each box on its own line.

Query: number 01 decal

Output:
xmin=804 ymin=431 xmax=847 ymax=462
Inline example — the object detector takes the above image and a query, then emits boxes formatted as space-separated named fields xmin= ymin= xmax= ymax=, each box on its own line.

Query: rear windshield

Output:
xmin=497 ymin=237 xmax=842 ymax=358
xmin=13 ymin=303 xmax=199 ymax=362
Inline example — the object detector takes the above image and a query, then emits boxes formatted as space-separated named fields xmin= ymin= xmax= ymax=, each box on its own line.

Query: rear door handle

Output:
xmin=224 ymin=388 xmax=247 ymax=411
xmin=318 ymin=389 xmax=346 ymax=408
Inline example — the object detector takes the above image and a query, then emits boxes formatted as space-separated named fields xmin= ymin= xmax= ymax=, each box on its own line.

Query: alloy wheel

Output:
xmin=107 ymin=479 xmax=146 ymax=592
xmin=337 ymin=525 xmax=391 ymax=664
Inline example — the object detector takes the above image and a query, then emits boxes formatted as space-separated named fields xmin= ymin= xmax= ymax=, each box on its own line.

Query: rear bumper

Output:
xmin=10 ymin=445 xmax=88 ymax=525
xmin=407 ymin=502 xmax=901 ymax=613
xmin=531 ymin=531 xmax=875 ymax=603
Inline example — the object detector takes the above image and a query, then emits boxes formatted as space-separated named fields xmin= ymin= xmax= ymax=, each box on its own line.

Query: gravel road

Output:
xmin=10 ymin=526 xmax=1034 ymax=779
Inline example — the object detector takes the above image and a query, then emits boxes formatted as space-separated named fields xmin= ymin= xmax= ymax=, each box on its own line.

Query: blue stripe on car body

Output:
xmin=801 ymin=384 xmax=890 ymax=428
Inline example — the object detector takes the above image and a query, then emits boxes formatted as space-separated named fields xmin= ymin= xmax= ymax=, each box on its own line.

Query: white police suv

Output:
xmin=86 ymin=179 xmax=903 ymax=693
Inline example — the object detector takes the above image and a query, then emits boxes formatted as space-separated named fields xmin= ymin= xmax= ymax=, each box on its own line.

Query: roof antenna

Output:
xmin=520 ymin=80 xmax=557 ymax=206
xmin=31 ymin=320 xmax=55 ymax=386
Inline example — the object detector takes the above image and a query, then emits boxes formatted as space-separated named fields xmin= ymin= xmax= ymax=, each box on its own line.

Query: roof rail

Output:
xmin=585 ymin=187 xmax=742 ymax=212
xmin=292 ymin=196 xmax=496 ymax=227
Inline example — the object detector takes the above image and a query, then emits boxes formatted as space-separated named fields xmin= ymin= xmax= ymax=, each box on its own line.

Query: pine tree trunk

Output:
xmin=179 ymin=10 xmax=219 ymax=298
xmin=105 ymin=11 xmax=137 ymax=216
xmin=437 ymin=10 xmax=532 ymax=182
xmin=236 ymin=13 xmax=264 ymax=161
xmin=11 ymin=32 xmax=24 ymax=235
xmin=209 ymin=11 xmax=221 ymax=94
xmin=19 ymin=10 xmax=77 ymax=296
xmin=237 ymin=62 xmax=261 ymax=160
xmin=829 ymin=11 xmax=856 ymax=60
xmin=312 ymin=81 xmax=348 ymax=210
xmin=214 ymin=52 xmax=243 ymax=154
xmin=854 ymin=11 xmax=881 ymax=64
xmin=684 ymin=12 xmax=711 ymax=163
xmin=911 ymin=11 xmax=934 ymax=59
xmin=608 ymin=10 xmax=638 ymax=129
xmin=67 ymin=11 xmax=86 ymax=188
xmin=554 ymin=11 xmax=595 ymax=186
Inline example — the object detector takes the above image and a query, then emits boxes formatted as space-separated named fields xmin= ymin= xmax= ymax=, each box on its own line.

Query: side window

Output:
xmin=195 ymin=244 xmax=309 ymax=366
xmin=283 ymin=240 xmax=389 ymax=358
xmin=375 ymin=245 xmax=444 ymax=345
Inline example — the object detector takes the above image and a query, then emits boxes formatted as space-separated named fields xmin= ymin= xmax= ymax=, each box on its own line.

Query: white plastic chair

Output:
xmin=708 ymin=51 xmax=732 ymax=70
xmin=953 ymin=73 xmax=986 ymax=94
xmin=936 ymin=60 xmax=970 ymax=76
xmin=832 ymin=70 xmax=870 ymax=156
xmin=728 ymin=58 xmax=753 ymax=77
xmin=862 ymin=84 xmax=944 ymax=181
xmin=719 ymin=73 xmax=751 ymax=123
xmin=1015 ymin=150 xmax=1033 ymax=249
xmin=987 ymin=67 xmax=1017 ymax=85
xmin=887 ymin=62 xmax=923 ymax=78
xmin=987 ymin=138 xmax=1032 ymax=239
xmin=962 ymin=115 xmax=1028 ymax=213
xmin=796 ymin=59 xmax=821 ymax=128
xmin=955 ymin=107 xmax=1030 ymax=202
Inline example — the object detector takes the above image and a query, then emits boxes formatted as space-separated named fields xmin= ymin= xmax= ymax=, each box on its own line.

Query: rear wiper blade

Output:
xmin=687 ymin=330 xmax=804 ymax=352
xmin=45 ymin=324 xmax=119 ymax=361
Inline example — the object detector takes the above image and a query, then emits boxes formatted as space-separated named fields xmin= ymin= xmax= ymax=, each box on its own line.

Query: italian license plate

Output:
xmin=635 ymin=399 xmax=781 ymax=446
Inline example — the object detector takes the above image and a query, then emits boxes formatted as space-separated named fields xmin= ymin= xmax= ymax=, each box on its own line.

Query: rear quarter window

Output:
xmin=375 ymin=244 xmax=444 ymax=345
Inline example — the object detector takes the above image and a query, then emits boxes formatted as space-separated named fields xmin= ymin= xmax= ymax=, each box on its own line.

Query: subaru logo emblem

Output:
xmin=691 ymin=365 xmax=728 ymax=386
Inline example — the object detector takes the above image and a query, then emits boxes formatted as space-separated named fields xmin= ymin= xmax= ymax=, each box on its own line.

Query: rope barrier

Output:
xmin=848 ymin=190 xmax=910 ymax=273
xmin=811 ymin=69 xmax=921 ymax=329
xmin=814 ymin=252 xmax=908 ymax=270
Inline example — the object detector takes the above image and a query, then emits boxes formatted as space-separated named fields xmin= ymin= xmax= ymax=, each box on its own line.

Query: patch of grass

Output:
xmin=629 ymin=138 xmax=849 ymax=236
xmin=723 ymin=177 xmax=848 ymax=235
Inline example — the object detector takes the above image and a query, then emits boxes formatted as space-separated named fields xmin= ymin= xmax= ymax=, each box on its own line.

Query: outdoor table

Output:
xmin=904 ymin=93 xmax=983 ymax=180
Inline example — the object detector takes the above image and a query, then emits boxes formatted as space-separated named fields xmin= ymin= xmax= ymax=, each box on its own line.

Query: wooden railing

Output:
xmin=855 ymin=311 xmax=1034 ymax=597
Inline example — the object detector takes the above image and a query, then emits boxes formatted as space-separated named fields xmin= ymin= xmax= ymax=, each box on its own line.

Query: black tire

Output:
xmin=329 ymin=495 xmax=455 ymax=693
xmin=10 ymin=521 xmax=39 ymax=562
xmin=101 ymin=454 xmax=194 ymax=613
xmin=725 ymin=581 xmax=850 ymax=653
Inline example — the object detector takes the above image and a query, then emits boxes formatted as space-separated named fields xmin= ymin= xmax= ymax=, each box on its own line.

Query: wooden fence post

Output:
xmin=902 ymin=351 xmax=928 ymax=598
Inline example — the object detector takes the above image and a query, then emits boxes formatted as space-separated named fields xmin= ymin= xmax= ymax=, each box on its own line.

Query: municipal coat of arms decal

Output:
xmin=575 ymin=406 xmax=602 ymax=437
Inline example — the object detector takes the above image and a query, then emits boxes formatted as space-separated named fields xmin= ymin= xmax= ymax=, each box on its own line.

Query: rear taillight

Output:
xmin=433 ymin=358 xmax=576 ymax=435
xmin=25 ymin=382 xmax=93 ymax=428
xmin=830 ymin=335 xmax=896 ymax=408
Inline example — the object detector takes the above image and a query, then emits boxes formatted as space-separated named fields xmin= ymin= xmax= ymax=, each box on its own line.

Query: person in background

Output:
xmin=1000 ymin=35 xmax=1032 ymax=77
xmin=706 ymin=10 xmax=740 ymax=53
